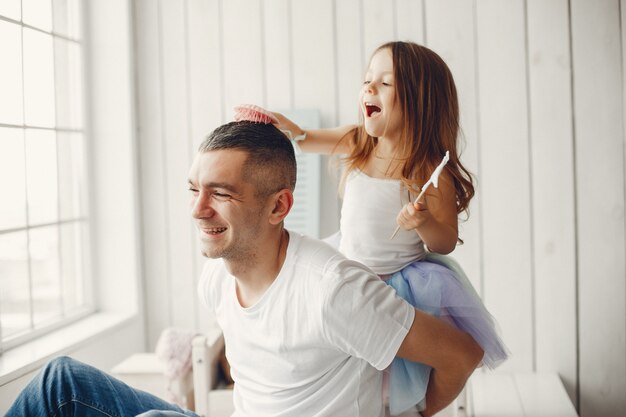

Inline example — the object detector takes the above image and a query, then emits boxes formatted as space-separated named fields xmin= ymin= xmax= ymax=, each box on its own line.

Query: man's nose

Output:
xmin=191 ymin=194 xmax=215 ymax=219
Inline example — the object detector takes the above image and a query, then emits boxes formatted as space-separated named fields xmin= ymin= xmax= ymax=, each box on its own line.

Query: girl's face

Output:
xmin=360 ymin=48 xmax=403 ymax=140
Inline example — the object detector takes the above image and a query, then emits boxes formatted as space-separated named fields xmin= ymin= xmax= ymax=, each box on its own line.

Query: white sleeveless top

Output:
xmin=339 ymin=170 xmax=426 ymax=274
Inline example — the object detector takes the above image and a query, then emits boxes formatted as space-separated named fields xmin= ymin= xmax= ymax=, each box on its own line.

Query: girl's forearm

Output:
xmin=272 ymin=111 xmax=355 ymax=155
xmin=415 ymin=218 xmax=457 ymax=254
xmin=297 ymin=125 xmax=356 ymax=155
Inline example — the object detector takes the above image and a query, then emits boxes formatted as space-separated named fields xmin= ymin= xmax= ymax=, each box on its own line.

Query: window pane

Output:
xmin=52 ymin=0 xmax=81 ymax=40
xmin=0 ymin=128 xmax=27 ymax=230
xmin=54 ymin=39 xmax=83 ymax=129
xmin=23 ymin=29 xmax=56 ymax=127
xmin=0 ymin=0 xmax=21 ymax=20
xmin=29 ymin=225 xmax=62 ymax=326
xmin=0 ymin=21 xmax=24 ymax=125
xmin=57 ymin=132 xmax=85 ymax=220
xmin=23 ymin=0 xmax=53 ymax=32
xmin=26 ymin=129 xmax=58 ymax=225
xmin=0 ymin=231 xmax=31 ymax=339
xmin=60 ymin=221 xmax=84 ymax=312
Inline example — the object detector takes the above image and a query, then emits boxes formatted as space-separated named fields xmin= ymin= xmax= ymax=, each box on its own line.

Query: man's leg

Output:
xmin=5 ymin=356 xmax=198 ymax=417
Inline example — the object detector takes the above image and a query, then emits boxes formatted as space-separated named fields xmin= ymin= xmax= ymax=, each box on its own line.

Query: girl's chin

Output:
xmin=363 ymin=121 xmax=384 ymax=138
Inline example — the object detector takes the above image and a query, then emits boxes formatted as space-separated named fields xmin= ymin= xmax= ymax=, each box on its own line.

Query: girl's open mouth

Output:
xmin=365 ymin=103 xmax=381 ymax=117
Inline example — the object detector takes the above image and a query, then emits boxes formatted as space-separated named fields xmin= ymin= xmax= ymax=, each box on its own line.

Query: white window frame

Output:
xmin=0 ymin=0 xmax=144 ymax=393
xmin=0 ymin=2 xmax=95 ymax=353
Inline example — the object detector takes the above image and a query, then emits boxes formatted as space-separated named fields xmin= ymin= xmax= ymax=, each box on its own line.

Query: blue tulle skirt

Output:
xmin=321 ymin=233 xmax=508 ymax=415
xmin=385 ymin=253 xmax=508 ymax=415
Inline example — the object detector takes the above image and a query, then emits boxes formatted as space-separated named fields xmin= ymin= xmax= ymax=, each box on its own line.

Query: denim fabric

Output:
xmin=5 ymin=356 xmax=199 ymax=417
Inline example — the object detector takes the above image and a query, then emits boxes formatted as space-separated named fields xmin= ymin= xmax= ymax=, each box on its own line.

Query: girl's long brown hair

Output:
xmin=343 ymin=41 xmax=475 ymax=215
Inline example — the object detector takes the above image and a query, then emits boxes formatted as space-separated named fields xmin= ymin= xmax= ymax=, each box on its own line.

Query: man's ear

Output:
xmin=268 ymin=189 xmax=294 ymax=225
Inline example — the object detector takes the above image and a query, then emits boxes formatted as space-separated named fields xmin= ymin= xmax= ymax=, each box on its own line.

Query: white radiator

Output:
xmin=279 ymin=109 xmax=321 ymax=239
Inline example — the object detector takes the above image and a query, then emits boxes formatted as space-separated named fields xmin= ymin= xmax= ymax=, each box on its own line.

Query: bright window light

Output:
xmin=0 ymin=0 xmax=92 ymax=352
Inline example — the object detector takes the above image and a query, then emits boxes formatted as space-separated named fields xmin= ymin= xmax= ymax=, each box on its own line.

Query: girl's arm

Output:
xmin=396 ymin=172 xmax=459 ymax=254
xmin=272 ymin=111 xmax=356 ymax=155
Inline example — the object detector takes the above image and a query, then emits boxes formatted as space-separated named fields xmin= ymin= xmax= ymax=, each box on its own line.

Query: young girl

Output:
xmin=270 ymin=41 xmax=508 ymax=415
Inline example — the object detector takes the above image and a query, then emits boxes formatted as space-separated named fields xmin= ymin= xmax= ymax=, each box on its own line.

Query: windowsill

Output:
xmin=0 ymin=311 xmax=137 ymax=386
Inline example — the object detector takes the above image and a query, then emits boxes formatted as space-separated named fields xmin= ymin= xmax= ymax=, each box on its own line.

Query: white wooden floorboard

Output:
xmin=514 ymin=373 xmax=577 ymax=416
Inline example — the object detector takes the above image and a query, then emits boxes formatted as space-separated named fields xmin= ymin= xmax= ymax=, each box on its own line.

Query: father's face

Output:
xmin=188 ymin=149 xmax=265 ymax=261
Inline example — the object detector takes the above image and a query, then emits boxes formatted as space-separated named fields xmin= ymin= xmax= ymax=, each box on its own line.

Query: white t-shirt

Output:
xmin=339 ymin=170 xmax=427 ymax=274
xmin=198 ymin=231 xmax=415 ymax=417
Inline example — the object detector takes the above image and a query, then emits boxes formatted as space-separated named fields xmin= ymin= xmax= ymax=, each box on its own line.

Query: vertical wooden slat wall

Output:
xmin=425 ymin=0 xmax=482 ymax=294
xmin=159 ymin=0 xmax=196 ymax=331
xmin=571 ymin=1 xmax=626 ymax=416
xmin=133 ymin=1 xmax=626 ymax=414
xmin=335 ymin=0 xmax=363 ymax=126
xmin=476 ymin=0 xmax=534 ymax=372
xmin=526 ymin=0 xmax=578 ymax=402
xmin=134 ymin=0 xmax=171 ymax=343
xmin=263 ymin=0 xmax=292 ymax=110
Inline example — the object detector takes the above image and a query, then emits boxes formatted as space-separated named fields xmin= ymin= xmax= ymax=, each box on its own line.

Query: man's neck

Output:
xmin=226 ymin=228 xmax=290 ymax=308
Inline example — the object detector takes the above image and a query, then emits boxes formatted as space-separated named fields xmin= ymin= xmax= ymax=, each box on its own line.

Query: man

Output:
xmin=6 ymin=121 xmax=481 ymax=417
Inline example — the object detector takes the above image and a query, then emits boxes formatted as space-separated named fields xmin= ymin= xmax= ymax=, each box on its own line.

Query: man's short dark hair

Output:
xmin=199 ymin=121 xmax=297 ymax=197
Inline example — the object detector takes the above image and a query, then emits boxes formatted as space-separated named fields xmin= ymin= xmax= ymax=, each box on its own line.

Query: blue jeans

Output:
xmin=5 ymin=356 xmax=200 ymax=417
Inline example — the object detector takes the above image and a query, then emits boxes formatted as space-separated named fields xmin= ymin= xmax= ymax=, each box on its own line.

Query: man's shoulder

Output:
xmin=201 ymin=257 xmax=227 ymax=276
xmin=199 ymin=258 xmax=229 ymax=290
xmin=290 ymin=233 xmax=343 ymax=269
xmin=289 ymin=232 xmax=375 ymax=279
xmin=197 ymin=258 xmax=230 ymax=312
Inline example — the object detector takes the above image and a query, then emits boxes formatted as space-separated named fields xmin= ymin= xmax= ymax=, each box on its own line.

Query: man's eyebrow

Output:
xmin=188 ymin=179 xmax=239 ymax=193
xmin=207 ymin=182 xmax=239 ymax=193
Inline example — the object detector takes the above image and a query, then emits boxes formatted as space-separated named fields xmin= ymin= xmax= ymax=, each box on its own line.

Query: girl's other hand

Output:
xmin=269 ymin=112 xmax=354 ymax=155
xmin=396 ymin=200 xmax=433 ymax=231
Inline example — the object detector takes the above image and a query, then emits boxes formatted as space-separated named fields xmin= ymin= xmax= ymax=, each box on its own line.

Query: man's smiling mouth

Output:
xmin=202 ymin=227 xmax=228 ymax=235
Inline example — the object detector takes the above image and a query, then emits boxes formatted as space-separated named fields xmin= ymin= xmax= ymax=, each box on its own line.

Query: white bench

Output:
xmin=192 ymin=330 xmax=234 ymax=417
xmin=466 ymin=371 xmax=578 ymax=417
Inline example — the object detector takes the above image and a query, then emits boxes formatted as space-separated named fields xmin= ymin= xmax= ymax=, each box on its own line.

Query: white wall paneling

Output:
xmin=221 ymin=0 xmax=265 ymax=114
xmin=571 ymin=0 xmax=626 ymax=416
xmin=395 ymin=0 xmax=425 ymax=45
xmin=263 ymin=0 xmax=292 ymax=110
xmin=526 ymin=0 xmax=577 ymax=403
xmin=361 ymin=0 xmax=395 ymax=63
xmin=185 ymin=0 xmax=222 ymax=334
xmin=475 ymin=0 xmax=533 ymax=372
xmin=159 ymin=0 xmax=196 ymax=334
xmin=131 ymin=1 xmax=626 ymax=414
xmin=186 ymin=0 xmax=223 ymax=151
xmin=290 ymin=0 xmax=336 ymax=127
xmin=425 ymin=0 xmax=482 ymax=292
xmin=335 ymin=0 xmax=363 ymax=126
xmin=134 ymin=0 xmax=171 ymax=347
xmin=289 ymin=0 xmax=339 ymax=237
xmin=282 ymin=110 xmax=322 ymax=239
